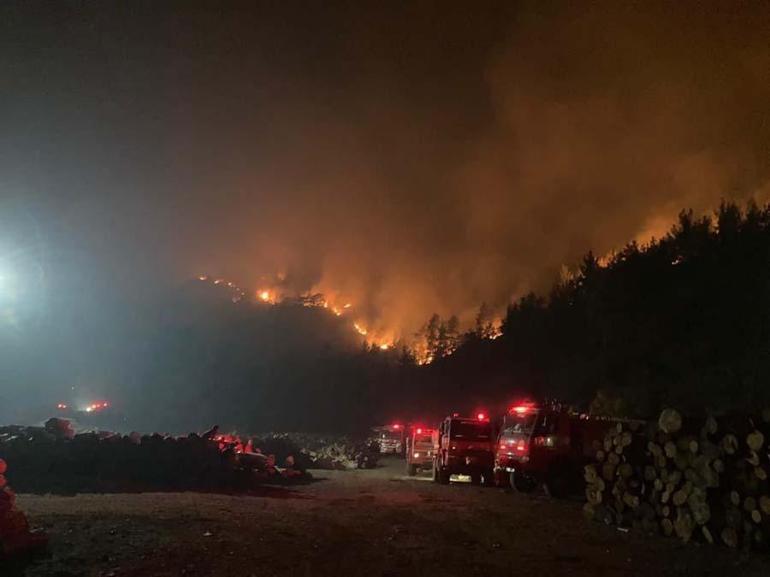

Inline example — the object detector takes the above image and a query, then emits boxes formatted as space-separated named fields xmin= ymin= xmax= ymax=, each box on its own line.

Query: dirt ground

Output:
xmin=6 ymin=457 xmax=770 ymax=577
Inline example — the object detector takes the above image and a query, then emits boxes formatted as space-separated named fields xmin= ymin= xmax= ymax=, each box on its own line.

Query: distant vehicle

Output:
xmin=405 ymin=426 xmax=434 ymax=476
xmin=370 ymin=424 xmax=404 ymax=454
xmin=495 ymin=401 xmax=620 ymax=495
xmin=432 ymin=413 xmax=495 ymax=485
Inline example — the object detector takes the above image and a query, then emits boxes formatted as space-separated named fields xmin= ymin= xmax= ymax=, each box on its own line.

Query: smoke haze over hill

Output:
xmin=1 ymin=2 xmax=769 ymax=424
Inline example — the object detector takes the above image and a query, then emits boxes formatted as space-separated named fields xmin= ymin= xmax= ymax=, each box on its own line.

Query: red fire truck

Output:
xmin=432 ymin=413 xmax=495 ymax=485
xmin=370 ymin=424 xmax=404 ymax=455
xmin=495 ymin=401 xmax=613 ymax=495
xmin=405 ymin=426 xmax=434 ymax=476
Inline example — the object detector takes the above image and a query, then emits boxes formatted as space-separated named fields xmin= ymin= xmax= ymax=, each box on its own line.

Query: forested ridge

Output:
xmin=421 ymin=200 xmax=770 ymax=420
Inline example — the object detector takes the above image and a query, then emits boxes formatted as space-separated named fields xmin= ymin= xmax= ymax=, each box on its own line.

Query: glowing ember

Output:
xmin=198 ymin=275 xmax=208 ymax=281
xmin=378 ymin=343 xmax=390 ymax=351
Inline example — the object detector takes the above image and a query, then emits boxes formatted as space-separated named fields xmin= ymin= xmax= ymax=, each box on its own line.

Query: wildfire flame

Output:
xmin=353 ymin=322 xmax=368 ymax=336
xmin=257 ymin=289 xmax=274 ymax=303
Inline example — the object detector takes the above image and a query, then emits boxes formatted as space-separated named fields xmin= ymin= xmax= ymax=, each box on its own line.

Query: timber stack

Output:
xmin=584 ymin=407 xmax=770 ymax=552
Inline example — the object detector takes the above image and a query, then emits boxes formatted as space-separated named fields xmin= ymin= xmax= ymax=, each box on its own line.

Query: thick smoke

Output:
xmin=3 ymin=1 xmax=769 ymax=341
xmin=185 ymin=1 xmax=770 ymax=338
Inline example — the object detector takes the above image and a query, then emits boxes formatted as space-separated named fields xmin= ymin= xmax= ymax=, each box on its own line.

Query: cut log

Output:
xmin=688 ymin=497 xmax=711 ymax=526
xmin=622 ymin=493 xmax=640 ymax=509
xmin=759 ymin=495 xmax=770 ymax=515
xmin=659 ymin=409 xmax=683 ymax=434
xmin=674 ymin=508 xmax=694 ymax=543
xmin=584 ymin=464 xmax=598 ymax=484
xmin=747 ymin=430 xmax=765 ymax=453
xmin=701 ymin=525 xmax=714 ymax=544
xmin=664 ymin=441 xmax=678 ymax=459
xmin=586 ymin=485 xmax=603 ymax=506
xmin=618 ymin=463 xmax=634 ymax=479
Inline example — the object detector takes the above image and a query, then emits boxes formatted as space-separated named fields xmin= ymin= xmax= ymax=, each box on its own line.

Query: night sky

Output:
xmin=1 ymin=1 xmax=769 ymax=419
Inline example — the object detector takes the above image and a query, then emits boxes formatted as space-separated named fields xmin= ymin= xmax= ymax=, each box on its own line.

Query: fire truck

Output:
xmin=404 ymin=426 xmax=434 ymax=476
xmin=432 ymin=413 xmax=495 ymax=485
xmin=370 ymin=424 xmax=404 ymax=454
xmin=495 ymin=401 xmax=614 ymax=496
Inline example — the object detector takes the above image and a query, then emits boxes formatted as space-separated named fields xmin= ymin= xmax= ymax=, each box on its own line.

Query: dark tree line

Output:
xmin=421 ymin=200 xmax=770 ymax=420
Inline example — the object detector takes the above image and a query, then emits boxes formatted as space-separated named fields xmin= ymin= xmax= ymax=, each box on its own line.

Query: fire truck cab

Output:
xmin=405 ymin=426 xmax=434 ymax=476
xmin=432 ymin=413 xmax=495 ymax=485
xmin=495 ymin=402 xmax=608 ymax=495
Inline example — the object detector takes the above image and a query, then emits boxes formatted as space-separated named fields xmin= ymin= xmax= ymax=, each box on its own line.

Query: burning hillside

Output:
xmin=193 ymin=274 xmax=501 ymax=364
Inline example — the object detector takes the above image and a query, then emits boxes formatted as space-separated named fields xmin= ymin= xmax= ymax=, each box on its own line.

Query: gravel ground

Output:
xmin=6 ymin=457 xmax=770 ymax=577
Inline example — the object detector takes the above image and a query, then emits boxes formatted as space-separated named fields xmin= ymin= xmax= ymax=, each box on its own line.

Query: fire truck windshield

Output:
xmin=501 ymin=411 xmax=538 ymax=435
xmin=450 ymin=421 xmax=492 ymax=440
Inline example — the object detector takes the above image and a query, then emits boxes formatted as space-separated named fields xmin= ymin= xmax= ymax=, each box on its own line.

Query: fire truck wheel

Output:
xmin=438 ymin=467 xmax=450 ymax=485
xmin=407 ymin=464 xmax=417 ymax=476
xmin=470 ymin=472 xmax=482 ymax=485
xmin=510 ymin=471 xmax=537 ymax=493
xmin=482 ymin=469 xmax=496 ymax=487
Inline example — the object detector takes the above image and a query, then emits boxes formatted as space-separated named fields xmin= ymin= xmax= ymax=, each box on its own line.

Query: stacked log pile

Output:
xmin=0 ymin=420 xmax=374 ymax=494
xmin=584 ymin=408 xmax=770 ymax=552
xmin=0 ymin=423 xmax=310 ymax=494
xmin=0 ymin=458 xmax=47 ymax=560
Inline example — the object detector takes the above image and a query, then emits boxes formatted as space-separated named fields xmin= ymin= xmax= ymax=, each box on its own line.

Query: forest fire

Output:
xmin=196 ymin=274 xmax=500 ymax=364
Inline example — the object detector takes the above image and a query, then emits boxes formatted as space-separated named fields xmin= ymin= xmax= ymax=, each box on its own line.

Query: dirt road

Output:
xmin=8 ymin=457 xmax=770 ymax=576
